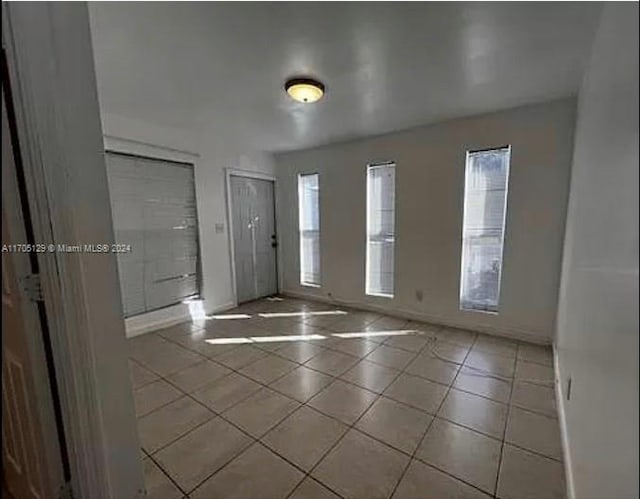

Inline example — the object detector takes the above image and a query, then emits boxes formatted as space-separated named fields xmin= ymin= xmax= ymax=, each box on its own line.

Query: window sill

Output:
xmin=460 ymin=305 xmax=498 ymax=315
xmin=367 ymin=292 xmax=394 ymax=299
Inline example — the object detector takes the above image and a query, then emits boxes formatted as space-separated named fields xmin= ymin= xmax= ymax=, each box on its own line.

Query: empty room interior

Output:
xmin=1 ymin=2 xmax=638 ymax=499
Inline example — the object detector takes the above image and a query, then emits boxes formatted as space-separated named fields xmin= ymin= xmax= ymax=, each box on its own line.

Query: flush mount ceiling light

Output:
xmin=285 ymin=78 xmax=325 ymax=103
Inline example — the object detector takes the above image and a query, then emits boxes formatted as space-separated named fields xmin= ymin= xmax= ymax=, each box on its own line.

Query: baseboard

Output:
xmin=282 ymin=289 xmax=551 ymax=345
xmin=125 ymin=304 xmax=192 ymax=338
xmin=209 ymin=301 xmax=236 ymax=314
xmin=125 ymin=300 xmax=236 ymax=337
xmin=553 ymin=345 xmax=576 ymax=499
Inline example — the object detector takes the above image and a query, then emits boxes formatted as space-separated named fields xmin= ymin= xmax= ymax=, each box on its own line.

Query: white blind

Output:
xmin=298 ymin=173 xmax=320 ymax=286
xmin=105 ymin=152 xmax=200 ymax=317
xmin=460 ymin=147 xmax=510 ymax=312
xmin=366 ymin=163 xmax=396 ymax=297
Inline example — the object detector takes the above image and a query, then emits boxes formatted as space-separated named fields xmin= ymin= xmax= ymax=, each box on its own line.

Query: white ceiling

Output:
xmin=89 ymin=2 xmax=601 ymax=153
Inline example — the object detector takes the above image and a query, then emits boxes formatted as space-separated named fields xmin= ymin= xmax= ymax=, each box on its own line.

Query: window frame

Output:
xmin=365 ymin=161 xmax=396 ymax=299
xmin=459 ymin=145 xmax=511 ymax=314
xmin=297 ymin=172 xmax=321 ymax=288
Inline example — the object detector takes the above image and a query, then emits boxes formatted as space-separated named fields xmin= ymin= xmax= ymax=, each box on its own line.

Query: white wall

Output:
xmin=275 ymin=99 xmax=576 ymax=343
xmin=555 ymin=4 xmax=639 ymax=499
xmin=100 ymin=112 xmax=275 ymax=333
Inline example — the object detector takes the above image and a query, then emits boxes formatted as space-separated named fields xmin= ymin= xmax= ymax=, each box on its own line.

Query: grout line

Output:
xmin=388 ymin=327 xmax=479 ymax=499
xmin=492 ymin=343 xmax=519 ymax=498
xmin=130 ymin=299 xmax=559 ymax=499
xmin=145 ymin=451 xmax=190 ymax=496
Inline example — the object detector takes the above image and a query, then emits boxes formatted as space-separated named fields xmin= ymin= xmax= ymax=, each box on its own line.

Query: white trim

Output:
xmin=365 ymin=161 xmax=397 ymax=298
xmin=225 ymin=168 xmax=278 ymax=306
xmin=282 ymin=288 xmax=552 ymax=345
xmin=3 ymin=4 xmax=145 ymax=498
xmin=103 ymin=135 xmax=199 ymax=164
xmin=553 ymin=344 xmax=576 ymax=499
xmin=458 ymin=146 xmax=511 ymax=313
xmin=125 ymin=300 xmax=236 ymax=337
xmin=125 ymin=304 xmax=192 ymax=338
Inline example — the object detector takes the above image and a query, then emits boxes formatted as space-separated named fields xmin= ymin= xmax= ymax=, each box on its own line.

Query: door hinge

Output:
xmin=58 ymin=481 xmax=73 ymax=499
xmin=20 ymin=273 xmax=43 ymax=302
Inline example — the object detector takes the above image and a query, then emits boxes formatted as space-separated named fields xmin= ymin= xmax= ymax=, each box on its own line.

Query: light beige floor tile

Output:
xmin=143 ymin=458 xmax=184 ymax=499
xmin=215 ymin=345 xmax=268 ymax=369
xmin=383 ymin=373 xmax=448 ymax=415
xmin=406 ymin=320 xmax=440 ymax=335
xmin=302 ymin=314 xmax=344 ymax=328
xmin=328 ymin=313 xmax=381 ymax=332
xmin=138 ymin=397 xmax=214 ymax=454
xmin=289 ymin=478 xmax=341 ymax=499
xmin=340 ymin=359 xmax=399 ymax=393
xmin=416 ymin=418 xmax=501 ymax=495
xmin=262 ymin=406 xmax=348 ymax=471
xmin=189 ymin=443 xmax=304 ymax=499
xmin=308 ymin=379 xmax=377 ymax=424
xmin=312 ymin=429 xmax=409 ymax=499
xmin=223 ymin=387 xmax=300 ymax=437
xmin=155 ymin=321 xmax=203 ymax=340
xmin=393 ymin=459 xmax=491 ymax=499
xmin=436 ymin=327 xmax=477 ymax=347
xmin=305 ymin=349 xmax=359 ymax=376
xmin=129 ymin=360 xmax=159 ymax=389
xmin=514 ymin=360 xmax=555 ymax=386
xmin=405 ymin=354 xmax=460 ymax=385
xmin=505 ymin=407 xmax=562 ymax=460
xmin=253 ymin=317 xmax=306 ymax=332
xmin=154 ymin=417 xmax=252 ymax=493
xmin=168 ymin=330 xmax=243 ymax=358
xmin=239 ymin=354 xmax=298 ymax=384
xmin=130 ymin=336 xmax=204 ymax=376
xmin=453 ymin=366 xmax=512 ymax=403
xmin=517 ymin=343 xmax=553 ymax=367
xmin=497 ymin=444 xmax=565 ymax=499
xmin=383 ymin=333 xmax=429 ymax=352
xmin=165 ymin=360 xmax=230 ymax=393
xmin=438 ymin=388 xmax=508 ymax=439
xmin=269 ymin=366 xmax=334 ymax=402
xmin=510 ymin=381 xmax=557 ymax=418
xmin=465 ymin=351 xmax=515 ymax=377
xmin=276 ymin=342 xmax=327 ymax=363
xmin=356 ymin=397 xmax=432 ymax=454
xmin=472 ymin=335 xmax=518 ymax=358
xmin=134 ymin=380 xmax=183 ymax=418
xmin=430 ymin=340 xmax=471 ymax=364
xmin=192 ymin=372 xmax=261 ymax=413
xmin=128 ymin=333 xmax=170 ymax=357
xmin=369 ymin=315 xmax=409 ymax=331
xmin=328 ymin=339 xmax=379 ymax=357
xmin=365 ymin=344 xmax=416 ymax=370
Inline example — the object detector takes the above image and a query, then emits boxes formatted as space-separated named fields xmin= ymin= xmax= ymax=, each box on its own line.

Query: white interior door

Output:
xmin=230 ymin=175 xmax=278 ymax=303
xmin=2 ymin=85 xmax=65 ymax=499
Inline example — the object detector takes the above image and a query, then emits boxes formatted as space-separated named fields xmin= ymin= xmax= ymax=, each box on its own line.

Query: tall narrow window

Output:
xmin=460 ymin=147 xmax=511 ymax=312
xmin=366 ymin=162 xmax=396 ymax=297
xmin=298 ymin=173 xmax=320 ymax=286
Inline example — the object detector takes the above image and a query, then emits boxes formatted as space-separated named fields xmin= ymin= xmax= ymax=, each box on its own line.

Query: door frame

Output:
xmin=225 ymin=168 xmax=279 ymax=306
xmin=3 ymin=3 xmax=145 ymax=498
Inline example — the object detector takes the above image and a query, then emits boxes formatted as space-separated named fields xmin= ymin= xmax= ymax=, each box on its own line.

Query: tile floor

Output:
xmin=128 ymin=296 xmax=564 ymax=499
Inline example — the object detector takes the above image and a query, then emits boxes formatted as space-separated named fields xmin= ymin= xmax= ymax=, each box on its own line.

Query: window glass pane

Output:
xmin=366 ymin=163 xmax=395 ymax=297
xmin=460 ymin=147 xmax=510 ymax=312
xmin=298 ymin=173 xmax=320 ymax=286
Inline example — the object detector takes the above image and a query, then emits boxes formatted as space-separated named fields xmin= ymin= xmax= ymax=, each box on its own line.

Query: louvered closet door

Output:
xmin=105 ymin=152 xmax=200 ymax=317
xmin=230 ymin=175 xmax=278 ymax=303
